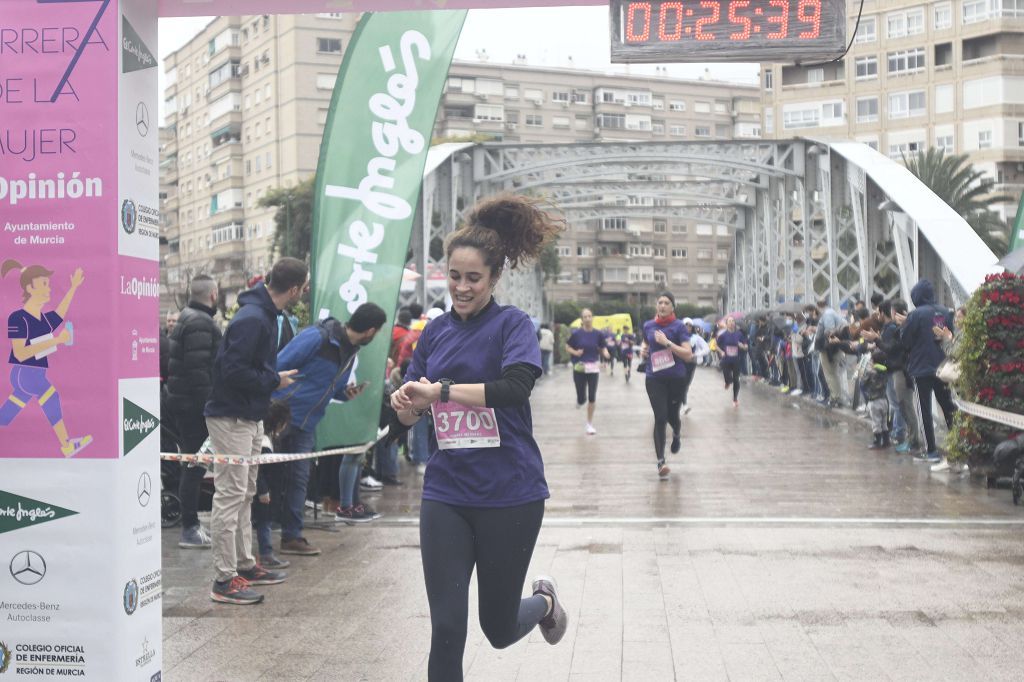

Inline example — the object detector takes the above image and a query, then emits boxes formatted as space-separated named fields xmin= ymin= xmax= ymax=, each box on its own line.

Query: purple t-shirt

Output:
xmin=7 ymin=310 xmax=63 ymax=368
xmin=717 ymin=330 xmax=744 ymax=365
xmin=405 ymin=302 xmax=549 ymax=508
xmin=567 ymin=328 xmax=604 ymax=363
xmin=642 ymin=318 xmax=689 ymax=380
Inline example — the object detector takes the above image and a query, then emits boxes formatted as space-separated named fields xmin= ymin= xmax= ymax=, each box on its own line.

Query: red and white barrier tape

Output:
xmin=160 ymin=427 xmax=389 ymax=465
xmin=954 ymin=399 xmax=1024 ymax=430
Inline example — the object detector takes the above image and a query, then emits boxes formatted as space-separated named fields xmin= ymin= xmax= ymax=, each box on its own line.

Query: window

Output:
xmin=669 ymin=100 xmax=686 ymax=111
xmin=1019 ymin=122 xmax=1024 ymax=146
xmin=978 ymin=130 xmax=993 ymax=148
xmin=765 ymin=108 xmax=774 ymax=135
xmin=556 ymin=271 xmax=574 ymax=284
xmin=963 ymin=0 xmax=988 ymax=23
xmin=654 ymin=271 xmax=667 ymax=284
xmin=629 ymin=244 xmax=653 ymax=257
xmin=653 ymin=97 xmax=665 ymax=109
xmin=715 ymin=102 xmax=728 ymax=113
xmin=906 ymin=8 xmax=924 ymax=34
xmin=822 ymin=102 xmax=844 ymax=123
xmin=764 ymin=70 xmax=773 ymax=90
xmin=697 ymin=273 xmax=715 ymax=284
xmin=694 ymin=101 xmax=710 ymax=113
xmin=888 ymin=90 xmax=926 ymax=118
xmin=603 ymin=267 xmax=627 ymax=282
xmin=717 ymin=225 xmax=730 ymax=236
xmin=316 ymin=73 xmax=337 ymax=90
xmin=669 ymin=125 xmax=687 ymax=136
xmin=571 ymin=91 xmax=589 ymax=104
xmin=317 ymin=37 xmax=342 ymax=53
xmin=552 ymin=115 xmax=571 ymax=128
xmin=888 ymin=140 xmax=923 ymax=159
xmin=626 ymin=115 xmax=652 ymax=131
xmin=671 ymin=223 xmax=687 ymax=234
xmin=505 ymin=86 xmax=519 ymax=99
xmin=551 ymin=91 xmax=570 ymax=103
xmin=556 ymin=246 xmax=571 ymax=257
xmin=525 ymin=114 xmax=543 ymax=127
xmin=579 ymin=269 xmax=592 ymax=285
xmin=855 ymin=56 xmax=878 ymax=79
xmin=671 ymin=272 xmax=689 ymax=284
xmin=717 ymin=251 xmax=730 ymax=261
xmin=575 ymin=115 xmax=590 ymax=129
xmin=886 ymin=8 xmax=922 ymax=38
xmin=783 ymin=106 xmax=819 ymax=129
xmin=475 ymin=79 xmax=503 ymax=96
xmin=671 ymin=248 xmax=687 ymax=258
xmin=807 ymin=68 xmax=824 ymax=83
xmin=888 ymin=48 xmax=926 ymax=74
xmin=696 ymin=224 xmax=714 ymax=236
xmin=855 ymin=16 xmax=877 ymax=42
xmin=653 ymin=246 xmax=666 ymax=257
xmin=523 ymin=88 xmax=543 ymax=102
xmin=654 ymin=220 xmax=667 ymax=233
xmin=856 ymin=97 xmax=879 ymax=122
xmin=936 ymin=134 xmax=955 ymax=152
xmin=601 ymin=218 xmax=627 ymax=232
xmin=695 ymin=126 xmax=711 ymax=137
xmin=653 ymin=122 xmax=665 ymax=134
xmin=474 ymin=104 xmax=504 ymax=121
xmin=596 ymin=113 xmax=625 ymax=129
xmin=934 ymin=2 xmax=952 ymax=28
xmin=935 ymin=83 xmax=954 ymax=113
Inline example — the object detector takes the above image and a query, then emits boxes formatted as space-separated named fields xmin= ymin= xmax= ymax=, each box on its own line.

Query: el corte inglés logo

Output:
xmin=123 ymin=398 xmax=159 ymax=456
xmin=0 ymin=490 xmax=78 ymax=535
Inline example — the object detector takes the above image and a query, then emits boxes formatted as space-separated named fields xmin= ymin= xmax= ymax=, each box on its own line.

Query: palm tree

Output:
xmin=902 ymin=147 xmax=1010 ymax=256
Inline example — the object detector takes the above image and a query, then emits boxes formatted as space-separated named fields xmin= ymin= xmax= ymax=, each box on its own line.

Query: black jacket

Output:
xmin=166 ymin=302 xmax=222 ymax=415
xmin=204 ymin=284 xmax=281 ymax=421
xmin=901 ymin=279 xmax=951 ymax=379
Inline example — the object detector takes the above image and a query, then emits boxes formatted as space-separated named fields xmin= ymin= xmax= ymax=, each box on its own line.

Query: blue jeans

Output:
xmin=411 ymin=417 xmax=432 ymax=465
xmin=281 ymin=428 xmax=316 ymax=541
xmin=339 ymin=453 xmax=362 ymax=507
xmin=887 ymin=374 xmax=906 ymax=441
xmin=374 ymin=440 xmax=399 ymax=479
xmin=540 ymin=350 xmax=551 ymax=375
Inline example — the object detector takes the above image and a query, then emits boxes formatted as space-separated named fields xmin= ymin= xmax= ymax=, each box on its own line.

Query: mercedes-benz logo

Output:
xmin=137 ymin=472 xmax=152 ymax=507
xmin=136 ymin=101 xmax=150 ymax=137
xmin=10 ymin=550 xmax=46 ymax=586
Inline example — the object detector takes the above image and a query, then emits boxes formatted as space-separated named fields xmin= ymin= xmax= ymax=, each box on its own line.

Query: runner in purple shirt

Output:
xmin=1 ymin=259 xmax=91 ymax=457
xmin=390 ymin=194 xmax=569 ymax=680
xmin=639 ymin=292 xmax=693 ymax=480
xmin=565 ymin=308 xmax=611 ymax=435
xmin=717 ymin=316 xmax=749 ymax=406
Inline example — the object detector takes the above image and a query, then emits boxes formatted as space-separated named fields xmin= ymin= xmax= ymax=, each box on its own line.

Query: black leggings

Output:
xmin=420 ymin=499 xmax=548 ymax=682
xmin=722 ymin=363 xmax=741 ymax=401
xmin=573 ymin=371 xmax=599 ymax=405
xmin=645 ymin=377 xmax=685 ymax=462
xmin=680 ymin=361 xmax=697 ymax=405
xmin=914 ymin=375 xmax=957 ymax=453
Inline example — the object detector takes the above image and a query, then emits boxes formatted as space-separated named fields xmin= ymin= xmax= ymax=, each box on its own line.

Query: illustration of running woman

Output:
xmin=1 ymin=259 xmax=92 ymax=457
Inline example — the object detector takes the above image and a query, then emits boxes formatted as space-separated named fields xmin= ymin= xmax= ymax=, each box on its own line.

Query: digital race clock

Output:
xmin=610 ymin=0 xmax=847 ymax=63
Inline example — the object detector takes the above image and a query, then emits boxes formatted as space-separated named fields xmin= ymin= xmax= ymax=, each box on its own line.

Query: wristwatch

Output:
xmin=439 ymin=378 xmax=454 ymax=403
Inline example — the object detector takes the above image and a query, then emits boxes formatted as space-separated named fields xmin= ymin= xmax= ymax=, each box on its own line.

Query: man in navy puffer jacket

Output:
xmin=900 ymin=279 xmax=957 ymax=461
xmin=273 ymin=302 xmax=387 ymax=556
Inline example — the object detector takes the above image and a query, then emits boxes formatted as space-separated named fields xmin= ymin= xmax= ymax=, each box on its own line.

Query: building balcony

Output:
xmin=209 ymin=109 xmax=242 ymax=134
xmin=596 ymin=229 xmax=630 ymax=242
xmin=210 ymin=175 xmax=243 ymax=196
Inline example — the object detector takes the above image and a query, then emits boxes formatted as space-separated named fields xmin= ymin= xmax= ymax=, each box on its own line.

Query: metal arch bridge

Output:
xmin=402 ymin=139 xmax=1001 ymax=318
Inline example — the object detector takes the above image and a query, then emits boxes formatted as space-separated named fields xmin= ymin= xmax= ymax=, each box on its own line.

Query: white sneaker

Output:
xmin=790 ymin=389 xmax=803 ymax=396
xmin=682 ymin=404 xmax=692 ymax=415
xmin=930 ymin=458 xmax=951 ymax=473
xmin=416 ymin=463 xmax=427 ymax=475
xmin=359 ymin=475 xmax=383 ymax=491
xmin=585 ymin=423 xmax=597 ymax=435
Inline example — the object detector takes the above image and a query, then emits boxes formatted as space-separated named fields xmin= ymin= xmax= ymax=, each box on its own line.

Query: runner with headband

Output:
xmin=391 ymin=194 xmax=568 ymax=681
xmin=566 ymin=308 xmax=611 ymax=435
xmin=639 ymin=292 xmax=693 ymax=480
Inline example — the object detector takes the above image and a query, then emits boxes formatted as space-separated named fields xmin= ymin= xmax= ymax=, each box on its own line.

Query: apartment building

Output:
xmin=762 ymin=0 xmax=1024 ymax=221
xmin=160 ymin=14 xmax=759 ymax=309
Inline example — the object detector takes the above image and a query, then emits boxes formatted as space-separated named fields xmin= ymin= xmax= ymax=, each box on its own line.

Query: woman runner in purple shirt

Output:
xmin=391 ymin=195 xmax=568 ymax=681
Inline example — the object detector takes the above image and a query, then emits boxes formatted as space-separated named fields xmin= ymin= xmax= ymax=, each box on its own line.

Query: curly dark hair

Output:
xmin=445 ymin=194 xmax=564 ymax=275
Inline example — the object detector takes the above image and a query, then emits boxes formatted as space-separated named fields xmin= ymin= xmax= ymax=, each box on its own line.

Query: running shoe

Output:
xmin=670 ymin=433 xmax=681 ymax=454
xmin=532 ymin=576 xmax=568 ymax=645
xmin=658 ymin=460 xmax=670 ymax=479
xmin=211 ymin=576 xmax=263 ymax=605
xmin=179 ymin=525 xmax=212 ymax=549
xmin=894 ymin=441 xmax=911 ymax=454
xmin=258 ymin=554 xmax=291 ymax=570
xmin=238 ymin=564 xmax=287 ymax=585
xmin=61 ymin=435 xmax=93 ymax=458
xmin=790 ymin=389 xmax=803 ymax=396
xmin=352 ymin=504 xmax=381 ymax=521
xmin=930 ymin=458 xmax=951 ymax=473
xmin=585 ymin=423 xmax=596 ymax=435
xmin=359 ymin=475 xmax=383 ymax=491
xmin=733 ymin=400 xmax=739 ymax=408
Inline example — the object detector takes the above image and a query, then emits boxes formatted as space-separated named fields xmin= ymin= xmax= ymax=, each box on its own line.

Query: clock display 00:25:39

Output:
xmin=621 ymin=0 xmax=825 ymax=43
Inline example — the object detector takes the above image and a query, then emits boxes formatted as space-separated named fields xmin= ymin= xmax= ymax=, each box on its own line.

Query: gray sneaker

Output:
xmin=259 ymin=553 xmax=291 ymax=569
xmin=532 ymin=575 xmax=568 ymax=645
xmin=179 ymin=525 xmax=211 ymax=549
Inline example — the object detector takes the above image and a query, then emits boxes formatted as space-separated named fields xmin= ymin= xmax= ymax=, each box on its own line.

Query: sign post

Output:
xmin=0 ymin=0 xmax=162 ymax=679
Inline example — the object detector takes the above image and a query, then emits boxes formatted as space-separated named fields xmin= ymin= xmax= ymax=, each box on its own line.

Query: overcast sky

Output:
xmin=158 ymin=6 xmax=759 ymax=122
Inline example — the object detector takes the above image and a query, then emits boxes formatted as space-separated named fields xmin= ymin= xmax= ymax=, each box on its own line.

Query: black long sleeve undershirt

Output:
xmin=484 ymin=362 xmax=539 ymax=408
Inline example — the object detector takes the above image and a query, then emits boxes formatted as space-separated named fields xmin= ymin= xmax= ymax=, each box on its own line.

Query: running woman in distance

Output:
xmin=566 ymin=308 xmax=611 ymax=435
xmin=639 ymin=292 xmax=693 ymax=479
xmin=390 ymin=194 xmax=568 ymax=682
xmin=717 ymin=316 xmax=748 ymax=407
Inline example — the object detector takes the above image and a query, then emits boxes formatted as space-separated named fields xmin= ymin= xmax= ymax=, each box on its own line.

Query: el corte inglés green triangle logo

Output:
xmin=123 ymin=398 xmax=159 ymax=456
xmin=0 ymin=490 xmax=78 ymax=535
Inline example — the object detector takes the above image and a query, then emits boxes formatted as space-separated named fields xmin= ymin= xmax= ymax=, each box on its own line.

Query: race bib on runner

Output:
xmin=650 ymin=349 xmax=674 ymax=372
xmin=725 ymin=346 xmax=739 ymax=357
xmin=584 ymin=361 xmax=600 ymax=374
xmin=432 ymin=401 xmax=501 ymax=450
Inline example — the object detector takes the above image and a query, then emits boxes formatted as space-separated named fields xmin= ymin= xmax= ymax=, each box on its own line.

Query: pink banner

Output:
xmin=159 ymin=0 xmax=603 ymax=18
xmin=0 ymin=0 xmax=126 ymax=459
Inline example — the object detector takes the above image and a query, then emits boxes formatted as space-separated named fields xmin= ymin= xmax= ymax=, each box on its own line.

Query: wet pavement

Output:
xmin=162 ymin=365 xmax=1024 ymax=681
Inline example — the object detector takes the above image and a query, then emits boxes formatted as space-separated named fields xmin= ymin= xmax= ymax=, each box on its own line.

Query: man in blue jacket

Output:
xmin=900 ymin=279 xmax=957 ymax=462
xmin=205 ymin=257 xmax=308 ymax=605
xmin=273 ymin=302 xmax=388 ymax=556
